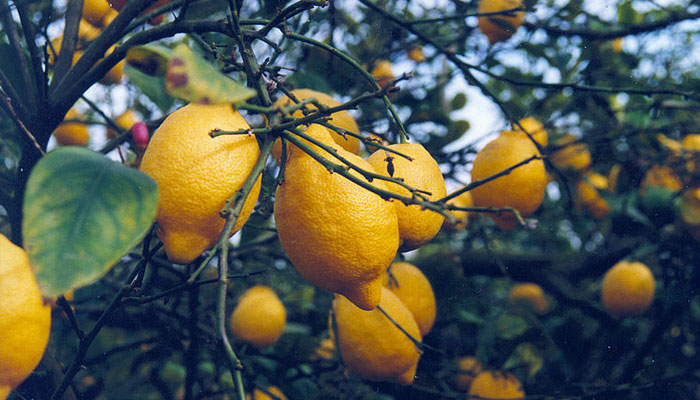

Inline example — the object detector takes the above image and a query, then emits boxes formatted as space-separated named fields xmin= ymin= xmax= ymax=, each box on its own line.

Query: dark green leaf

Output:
xmin=22 ymin=147 xmax=158 ymax=297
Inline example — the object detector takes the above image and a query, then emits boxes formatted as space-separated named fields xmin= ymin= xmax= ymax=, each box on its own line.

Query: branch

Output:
xmin=0 ymin=0 xmax=36 ymax=113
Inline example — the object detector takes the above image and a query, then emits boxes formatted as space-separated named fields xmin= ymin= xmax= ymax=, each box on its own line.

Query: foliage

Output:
xmin=1 ymin=0 xmax=700 ymax=399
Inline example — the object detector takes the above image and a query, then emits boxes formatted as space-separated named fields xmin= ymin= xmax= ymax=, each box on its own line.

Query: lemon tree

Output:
xmin=1 ymin=0 xmax=700 ymax=399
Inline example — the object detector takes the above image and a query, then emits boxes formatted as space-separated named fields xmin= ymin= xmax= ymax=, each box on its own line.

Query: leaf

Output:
xmin=22 ymin=147 xmax=158 ymax=297
xmin=502 ymin=343 xmax=543 ymax=379
xmin=125 ymin=44 xmax=173 ymax=77
xmin=165 ymin=44 xmax=256 ymax=105
xmin=123 ymin=64 xmax=174 ymax=113
xmin=496 ymin=314 xmax=528 ymax=339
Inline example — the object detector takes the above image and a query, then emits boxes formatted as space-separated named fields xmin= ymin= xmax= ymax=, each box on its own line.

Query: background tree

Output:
xmin=1 ymin=0 xmax=700 ymax=399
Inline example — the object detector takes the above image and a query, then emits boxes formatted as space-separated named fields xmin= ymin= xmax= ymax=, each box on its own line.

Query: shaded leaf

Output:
xmin=123 ymin=64 xmax=174 ymax=113
xmin=125 ymin=44 xmax=173 ymax=77
xmin=22 ymin=147 xmax=158 ymax=297
xmin=502 ymin=343 xmax=543 ymax=379
xmin=496 ymin=314 xmax=528 ymax=339
xmin=165 ymin=43 xmax=255 ymax=105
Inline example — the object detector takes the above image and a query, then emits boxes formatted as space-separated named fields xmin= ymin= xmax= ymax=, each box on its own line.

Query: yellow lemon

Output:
xmin=512 ymin=116 xmax=547 ymax=147
xmin=333 ymin=287 xmax=422 ymax=385
xmin=443 ymin=188 xmax=473 ymax=231
xmin=384 ymin=261 xmax=436 ymax=336
xmin=601 ymin=261 xmax=655 ymax=318
xmin=550 ymin=134 xmax=592 ymax=173
xmin=574 ymin=178 xmax=610 ymax=220
xmin=640 ymin=164 xmax=682 ymax=194
xmin=82 ymin=0 xmax=111 ymax=26
xmin=246 ymin=386 xmax=287 ymax=400
xmin=53 ymin=107 xmax=90 ymax=146
xmin=477 ymin=0 xmax=524 ymax=44
xmin=273 ymin=88 xmax=361 ymax=162
xmin=0 ymin=234 xmax=51 ymax=399
xmin=370 ymin=59 xmax=395 ymax=87
xmin=366 ymin=143 xmax=447 ymax=250
xmin=468 ymin=371 xmax=525 ymax=399
xmin=230 ymin=285 xmax=286 ymax=349
xmin=453 ymin=356 xmax=483 ymax=391
xmin=106 ymin=109 xmax=140 ymax=140
xmin=508 ymin=282 xmax=549 ymax=314
xmin=274 ymin=124 xmax=399 ymax=310
xmin=139 ymin=103 xmax=261 ymax=264
xmin=470 ymin=130 xmax=546 ymax=230
xmin=407 ymin=46 xmax=426 ymax=63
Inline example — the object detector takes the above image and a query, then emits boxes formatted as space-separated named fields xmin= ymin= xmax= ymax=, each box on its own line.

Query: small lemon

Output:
xmin=477 ymin=0 xmax=524 ymax=44
xmin=53 ymin=107 xmax=90 ymax=146
xmin=453 ymin=356 xmax=483 ymax=391
xmin=508 ymin=283 xmax=549 ymax=314
xmin=468 ymin=370 xmax=525 ymax=399
xmin=370 ymin=59 xmax=395 ymax=87
xmin=601 ymin=261 xmax=655 ymax=318
xmin=106 ymin=110 xmax=140 ymax=140
xmin=550 ymin=134 xmax=592 ymax=173
xmin=230 ymin=285 xmax=286 ymax=349
xmin=82 ymin=0 xmax=111 ymax=26
xmin=512 ymin=116 xmax=547 ymax=147
xmin=246 ymin=386 xmax=287 ymax=400
xmin=443 ymin=188 xmax=473 ymax=231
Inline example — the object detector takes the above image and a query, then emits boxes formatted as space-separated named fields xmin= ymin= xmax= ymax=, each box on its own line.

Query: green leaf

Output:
xmin=123 ymin=64 xmax=175 ymax=113
xmin=496 ymin=314 xmax=528 ymax=339
xmin=22 ymin=147 xmax=158 ymax=297
xmin=502 ymin=343 xmax=543 ymax=378
xmin=165 ymin=44 xmax=256 ymax=105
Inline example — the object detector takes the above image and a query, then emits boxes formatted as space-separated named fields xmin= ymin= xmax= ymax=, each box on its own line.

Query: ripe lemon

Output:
xmin=468 ymin=370 xmax=525 ymax=399
xmin=640 ymin=164 xmax=682 ymax=194
xmin=370 ymin=59 xmax=395 ymax=87
xmin=508 ymin=283 xmax=549 ymax=314
xmin=106 ymin=110 xmax=140 ymax=140
xmin=0 ymin=234 xmax=51 ymax=399
xmin=274 ymin=124 xmax=399 ymax=310
xmin=550 ymin=134 xmax=592 ymax=173
xmin=99 ymin=45 xmax=124 ymax=85
xmin=453 ymin=356 xmax=483 ymax=391
xmin=53 ymin=107 xmax=90 ymax=146
xmin=246 ymin=386 xmax=287 ymax=400
xmin=230 ymin=285 xmax=286 ymax=349
xmin=384 ymin=262 xmax=436 ymax=336
xmin=443 ymin=188 xmax=473 ymax=231
xmin=139 ymin=103 xmax=261 ymax=264
xmin=310 ymin=337 xmax=336 ymax=361
xmin=407 ymin=46 xmax=426 ymax=63
xmin=272 ymin=88 xmax=361 ymax=162
xmin=601 ymin=261 xmax=655 ymax=318
xmin=366 ymin=143 xmax=447 ymax=250
xmin=470 ymin=130 xmax=546 ymax=230
xmin=332 ymin=287 xmax=422 ymax=385
xmin=477 ymin=0 xmax=524 ymax=44
xmin=82 ymin=0 xmax=111 ymax=26
xmin=574 ymin=177 xmax=610 ymax=220
xmin=512 ymin=116 xmax=547 ymax=148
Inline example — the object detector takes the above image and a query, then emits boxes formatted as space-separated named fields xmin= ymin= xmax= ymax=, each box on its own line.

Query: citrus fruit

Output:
xmin=453 ymin=356 xmax=483 ymax=391
xmin=640 ymin=164 xmax=682 ymax=194
xmin=106 ymin=110 xmax=140 ymax=140
xmin=53 ymin=107 xmax=90 ymax=146
xmin=82 ymin=0 xmax=111 ymax=26
xmin=0 ymin=234 xmax=51 ymax=399
xmin=370 ymin=59 xmax=395 ymax=87
xmin=601 ymin=261 xmax=655 ymax=318
xmin=384 ymin=261 xmax=436 ymax=336
xmin=443 ymin=188 xmax=473 ymax=231
xmin=272 ymin=88 xmax=361 ymax=162
xmin=274 ymin=124 xmax=399 ymax=310
xmin=332 ymin=287 xmax=422 ymax=385
xmin=407 ymin=46 xmax=426 ymax=63
xmin=477 ymin=0 xmax=524 ymax=44
xmin=229 ymin=285 xmax=286 ymax=349
xmin=310 ymin=337 xmax=336 ymax=361
xmin=139 ymin=103 xmax=261 ymax=264
xmin=468 ymin=370 xmax=525 ymax=399
xmin=100 ymin=45 xmax=124 ymax=85
xmin=246 ymin=386 xmax=287 ymax=400
xmin=508 ymin=282 xmax=549 ymax=314
xmin=470 ymin=130 xmax=546 ymax=230
xmin=366 ymin=143 xmax=447 ymax=250
xmin=681 ymin=187 xmax=700 ymax=239
xmin=512 ymin=116 xmax=547 ymax=147
xmin=550 ymin=134 xmax=592 ymax=173
xmin=574 ymin=177 xmax=610 ymax=220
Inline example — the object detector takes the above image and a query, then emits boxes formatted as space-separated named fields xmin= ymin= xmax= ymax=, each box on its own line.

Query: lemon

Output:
xmin=332 ymin=287 xmax=422 ymax=385
xmin=274 ymin=124 xmax=399 ymax=310
xmin=468 ymin=370 xmax=525 ymax=399
xmin=106 ymin=110 xmax=140 ymax=140
xmin=470 ymin=130 xmax=546 ymax=230
xmin=0 ymin=234 xmax=51 ymax=399
xmin=407 ymin=46 xmax=426 ymax=63
xmin=453 ymin=356 xmax=483 ymax=391
xmin=82 ymin=0 xmax=111 ymax=26
xmin=512 ymin=116 xmax=547 ymax=147
xmin=273 ymin=88 xmax=361 ymax=162
xmin=574 ymin=177 xmax=610 ymax=220
xmin=477 ymin=0 xmax=524 ymax=44
xmin=53 ymin=107 xmax=90 ymax=146
xmin=370 ymin=59 xmax=395 ymax=87
xmin=601 ymin=261 xmax=655 ymax=318
xmin=246 ymin=386 xmax=287 ymax=400
xmin=140 ymin=103 xmax=261 ymax=264
xmin=230 ymin=285 xmax=286 ymax=349
xmin=99 ymin=45 xmax=124 ymax=85
xmin=550 ymin=134 xmax=592 ymax=173
xmin=508 ymin=283 xmax=549 ymax=314
xmin=366 ymin=143 xmax=447 ymax=250
xmin=384 ymin=261 xmax=436 ymax=336
xmin=310 ymin=337 xmax=336 ymax=361
xmin=640 ymin=164 xmax=682 ymax=194
xmin=443 ymin=188 xmax=473 ymax=231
